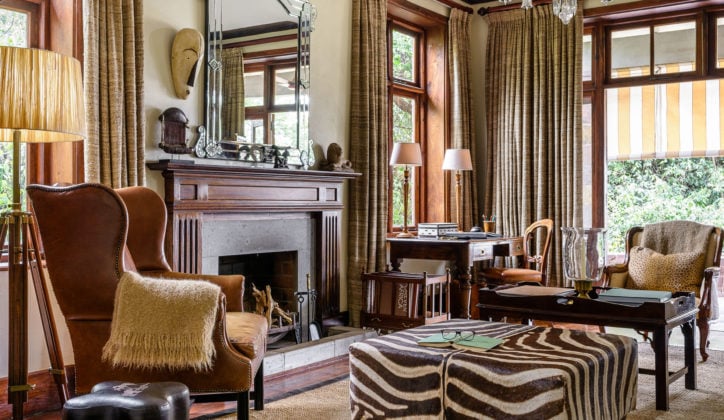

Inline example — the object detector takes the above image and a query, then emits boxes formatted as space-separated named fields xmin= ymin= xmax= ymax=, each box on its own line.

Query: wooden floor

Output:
xmin=28 ymin=356 xmax=351 ymax=419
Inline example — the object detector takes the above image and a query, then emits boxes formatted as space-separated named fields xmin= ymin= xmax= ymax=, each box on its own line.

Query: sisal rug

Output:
xmin=208 ymin=347 xmax=724 ymax=419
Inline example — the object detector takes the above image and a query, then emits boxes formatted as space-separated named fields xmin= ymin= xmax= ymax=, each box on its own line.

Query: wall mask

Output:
xmin=171 ymin=28 xmax=204 ymax=99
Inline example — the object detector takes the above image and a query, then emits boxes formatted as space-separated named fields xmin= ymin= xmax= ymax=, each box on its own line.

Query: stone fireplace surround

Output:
xmin=148 ymin=161 xmax=359 ymax=330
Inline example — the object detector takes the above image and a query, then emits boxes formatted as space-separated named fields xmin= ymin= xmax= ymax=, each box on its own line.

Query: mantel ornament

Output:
xmin=158 ymin=108 xmax=193 ymax=155
xmin=319 ymin=143 xmax=353 ymax=172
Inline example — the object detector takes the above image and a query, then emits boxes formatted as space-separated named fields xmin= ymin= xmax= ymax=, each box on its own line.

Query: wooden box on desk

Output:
xmin=361 ymin=271 xmax=450 ymax=331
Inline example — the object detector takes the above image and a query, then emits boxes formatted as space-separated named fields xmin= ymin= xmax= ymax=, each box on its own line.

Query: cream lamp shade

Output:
xmin=390 ymin=142 xmax=422 ymax=166
xmin=442 ymin=148 xmax=473 ymax=171
xmin=0 ymin=46 xmax=86 ymax=143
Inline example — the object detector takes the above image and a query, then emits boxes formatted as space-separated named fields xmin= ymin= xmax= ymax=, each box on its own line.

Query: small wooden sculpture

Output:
xmin=158 ymin=108 xmax=193 ymax=154
xmin=251 ymin=283 xmax=294 ymax=327
xmin=318 ymin=142 xmax=354 ymax=172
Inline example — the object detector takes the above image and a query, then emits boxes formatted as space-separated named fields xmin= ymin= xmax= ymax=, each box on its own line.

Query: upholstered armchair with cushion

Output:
xmin=28 ymin=183 xmax=268 ymax=420
xmin=602 ymin=220 xmax=723 ymax=361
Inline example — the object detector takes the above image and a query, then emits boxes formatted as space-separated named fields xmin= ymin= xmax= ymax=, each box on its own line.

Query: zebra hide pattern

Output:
xmin=349 ymin=319 xmax=638 ymax=419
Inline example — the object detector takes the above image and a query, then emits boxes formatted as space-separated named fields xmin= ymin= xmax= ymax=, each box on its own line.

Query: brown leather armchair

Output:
xmin=28 ymin=183 xmax=268 ymax=420
xmin=480 ymin=219 xmax=554 ymax=287
xmin=603 ymin=221 xmax=723 ymax=361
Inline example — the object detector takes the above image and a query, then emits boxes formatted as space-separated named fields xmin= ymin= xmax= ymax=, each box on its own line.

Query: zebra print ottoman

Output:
xmin=349 ymin=319 xmax=637 ymax=419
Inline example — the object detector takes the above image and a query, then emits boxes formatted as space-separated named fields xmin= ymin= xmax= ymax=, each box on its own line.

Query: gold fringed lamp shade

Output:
xmin=0 ymin=46 xmax=86 ymax=144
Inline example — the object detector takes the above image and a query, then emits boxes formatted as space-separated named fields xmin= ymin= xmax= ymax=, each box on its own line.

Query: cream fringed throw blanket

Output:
xmin=102 ymin=271 xmax=220 ymax=371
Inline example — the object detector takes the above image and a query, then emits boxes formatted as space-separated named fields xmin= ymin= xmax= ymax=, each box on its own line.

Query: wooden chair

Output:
xmin=603 ymin=221 xmax=723 ymax=361
xmin=480 ymin=219 xmax=554 ymax=287
xmin=28 ymin=183 xmax=268 ymax=420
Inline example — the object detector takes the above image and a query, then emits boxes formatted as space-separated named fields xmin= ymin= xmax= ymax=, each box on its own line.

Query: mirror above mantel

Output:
xmin=196 ymin=0 xmax=315 ymax=169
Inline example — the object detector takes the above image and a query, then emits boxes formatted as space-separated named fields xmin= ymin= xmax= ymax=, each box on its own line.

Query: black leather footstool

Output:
xmin=62 ymin=381 xmax=190 ymax=419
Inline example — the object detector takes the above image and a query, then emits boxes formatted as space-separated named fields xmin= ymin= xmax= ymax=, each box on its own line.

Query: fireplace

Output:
xmin=148 ymin=161 xmax=359 ymax=331
xmin=219 ymin=251 xmax=298 ymax=312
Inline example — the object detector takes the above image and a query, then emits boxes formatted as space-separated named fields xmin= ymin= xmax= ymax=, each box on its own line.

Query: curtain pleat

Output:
xmin=484 ymin=5 xmax=583 ymax=286
xmin=346 ymin=0 xmax=388 ymax=327
xmin=221 ymin=47 xmax=245 ymax=139
xmin=84 ymin=0 xmax=145 ymax=188
xmin=448 ymin=9 xmax=478 ymax=231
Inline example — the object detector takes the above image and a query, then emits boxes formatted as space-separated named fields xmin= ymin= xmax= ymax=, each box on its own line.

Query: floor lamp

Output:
xmin=389 ymin=143 xmax=422 ymax=238
xmin=442 ymin=149 xmax=473 ymax=230
xmin=0 ymin=47 xmax=86 ymax=419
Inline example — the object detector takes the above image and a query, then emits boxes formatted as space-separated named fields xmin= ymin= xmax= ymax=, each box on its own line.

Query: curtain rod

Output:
xmin=434 ymin=0 xmax=474 ymax=14
xmin=478 ymin=0 xmax=551 ymax=17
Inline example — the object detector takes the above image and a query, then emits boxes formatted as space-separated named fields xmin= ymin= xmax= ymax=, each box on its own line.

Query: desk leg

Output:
xmin=458 ymin=267 xmax=471 ymax=319
xmin=682 ymin=319 xmax=697 ymax=390
xmin=653 ymin=327 xmax=669 ymax=411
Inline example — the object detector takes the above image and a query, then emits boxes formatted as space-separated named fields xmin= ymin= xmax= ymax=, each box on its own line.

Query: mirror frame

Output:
xmin=196 ymin=0 xmax=316 ymax=169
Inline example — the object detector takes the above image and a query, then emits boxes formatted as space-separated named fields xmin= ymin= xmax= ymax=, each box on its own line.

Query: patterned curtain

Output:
xmin=221 ymin=47 xmax=245 ymax=139
xmin=347 ymin=0 xmax=388 ymax=327
xmin=83 ymin=0 xmax=145 ymax=188
xmin=448 ymin=8 xmax=478 ymax=231
xmin=484 ymin=5 xmax=583 ymax=286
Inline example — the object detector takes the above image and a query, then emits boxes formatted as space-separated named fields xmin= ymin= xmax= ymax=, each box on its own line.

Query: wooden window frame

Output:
xmin=386 ymin=0 xmax=448 ymax=236
xmin=243 ymin=57 xmax=298 ymax=145
xmin=585 ymin=0 xmax=724 ymax=229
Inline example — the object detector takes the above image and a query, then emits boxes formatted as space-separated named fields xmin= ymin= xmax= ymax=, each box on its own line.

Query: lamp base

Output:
xmin=396 ymin=231 xmax=415 ymax=238
xmin=573 ymin=279 xmax=594 ymax=299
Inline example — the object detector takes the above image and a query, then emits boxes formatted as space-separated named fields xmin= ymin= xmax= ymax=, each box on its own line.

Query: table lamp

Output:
xmin=0 ymin=46 xmax=86 ymax=419
xmin=442 ymin=148 xmax=473 ymax=230
xmin=389 ymin=142 xmax=422 ymax=237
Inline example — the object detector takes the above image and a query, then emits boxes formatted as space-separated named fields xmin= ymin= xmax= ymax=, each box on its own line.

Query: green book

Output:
xmin=597 ymin=288 xmax=672 ymax=303
xmin=418 ymin=333 xmax=504 ymax=353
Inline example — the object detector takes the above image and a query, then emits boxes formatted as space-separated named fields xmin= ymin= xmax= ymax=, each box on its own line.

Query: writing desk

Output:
xmin=387 ymin=235 xmax=524 ymax=318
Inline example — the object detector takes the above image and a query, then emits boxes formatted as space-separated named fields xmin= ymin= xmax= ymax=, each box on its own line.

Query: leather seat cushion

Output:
xmin=225 ymin=312 xmax=269 ymax=359
xmin=63 ymin=381 xmax=190 ymax=420
xmin=483 ymin=267 xmax=542 ymax=283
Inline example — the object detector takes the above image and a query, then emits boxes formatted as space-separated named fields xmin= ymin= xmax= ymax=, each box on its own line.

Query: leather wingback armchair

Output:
xmin=28 ymin=183 xmax=268 ymax=420
xmin=603 ymin=221 xmax=723 ymax=362
xmin=480 ymin=219 xmax=554 ymax=287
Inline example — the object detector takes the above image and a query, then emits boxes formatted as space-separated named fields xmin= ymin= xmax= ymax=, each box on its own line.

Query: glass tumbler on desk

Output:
xmin=561 ymin=227 xmax=607 ymax=298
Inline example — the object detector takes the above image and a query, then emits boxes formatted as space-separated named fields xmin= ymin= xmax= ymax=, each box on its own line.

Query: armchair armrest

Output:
xmin=602 ymin=264 xmax=628 ymax=288
xmin=698 ymin=266 xmax=719 ymax=320
xmin=141 ymin=270 xmax=245 ymax=312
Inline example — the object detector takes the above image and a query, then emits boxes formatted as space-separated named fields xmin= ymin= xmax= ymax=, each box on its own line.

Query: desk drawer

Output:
xmin=472 ymin=243 xmax=495 ymax=261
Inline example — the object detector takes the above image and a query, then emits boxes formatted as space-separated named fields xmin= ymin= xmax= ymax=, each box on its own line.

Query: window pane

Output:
xmin=271 ymin=111 xmax=297 ymax=147
xmin=583 ymin=34 xmax=593 ymax=82
xmin=244 ymin=70 xmax=264 ymax=107
xmin=273 ymin=67 xmax=296 ymax=106
xmin=654 ymin=21 xmax=696 ymax=74
xmin=392 ymin=95 xmax=416 ymax=143
xmin=0 ymin=7 xmax=28 ymax=47
xmin=0 ymin=7 xmax=28 ymax=213
xmin=611 ymin=27 xmax=650 ymax=78
xmin=582 ymin=96 xmax=593 ymax=228
xmin=243 ymin=119 xmax=265 ymax=144
xmin=392 ymin=29 xmax=416 ymax=83
xmin=391 ymin=164 xmax=417 ymax=227
xmin=717 ymin=17 xmax=724 ymax=69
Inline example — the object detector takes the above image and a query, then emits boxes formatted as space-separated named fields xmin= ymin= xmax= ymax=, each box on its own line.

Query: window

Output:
xmin=386 ymin=3 xmax=447 ymax=234
xmin=244 ymin=59 xmax=298 ymax=146
xmin=585 ymin=4 xmax=724 ymax=255
xmin=389 ymin=23 xmax=424 ymax=229
xmin=0 ymin=4 xmax=29 ymax=210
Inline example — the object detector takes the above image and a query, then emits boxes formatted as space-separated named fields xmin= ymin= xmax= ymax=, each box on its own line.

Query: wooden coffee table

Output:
xmin=477 ymin=287 xmax=698 ymax=411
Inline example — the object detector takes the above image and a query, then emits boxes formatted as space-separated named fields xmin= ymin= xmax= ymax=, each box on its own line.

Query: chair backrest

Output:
xmin=115 ymin=186 xmax=173 ymax=272
xmin=523 ymin=219 xmax=554 ymax=276
xmin=28 ymin=183 xmax=133 ymax=321
xmin=625 ymin=221 xmax=723 ymax=269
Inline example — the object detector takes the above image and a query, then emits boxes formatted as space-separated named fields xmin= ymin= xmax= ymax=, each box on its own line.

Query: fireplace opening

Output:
xmin=219 ymin=251 xmax=314 ymax=346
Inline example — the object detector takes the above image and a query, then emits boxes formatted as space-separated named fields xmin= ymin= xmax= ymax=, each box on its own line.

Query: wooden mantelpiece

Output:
xmin=147 ymin=160 xmax=360 ymax=327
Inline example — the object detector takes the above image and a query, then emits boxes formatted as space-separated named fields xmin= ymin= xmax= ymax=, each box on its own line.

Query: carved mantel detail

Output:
xmin=147 ymin=161 xmax=360 ymax=326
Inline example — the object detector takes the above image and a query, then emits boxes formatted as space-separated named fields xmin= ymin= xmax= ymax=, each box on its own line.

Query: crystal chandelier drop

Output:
xmin=499 ymin=1 xmax=617 ymax=25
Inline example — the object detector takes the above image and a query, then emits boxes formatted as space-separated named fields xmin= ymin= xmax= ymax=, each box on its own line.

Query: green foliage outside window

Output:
xmin=1 ymin=7 xmax=28 ymax=212
xmin=606 ymin=157 xmax=724 ymax=253
xmin=391 ymin=95 xmax=415 ymax=227
xmin=392 ymin=30 xmax=414 ymax=82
